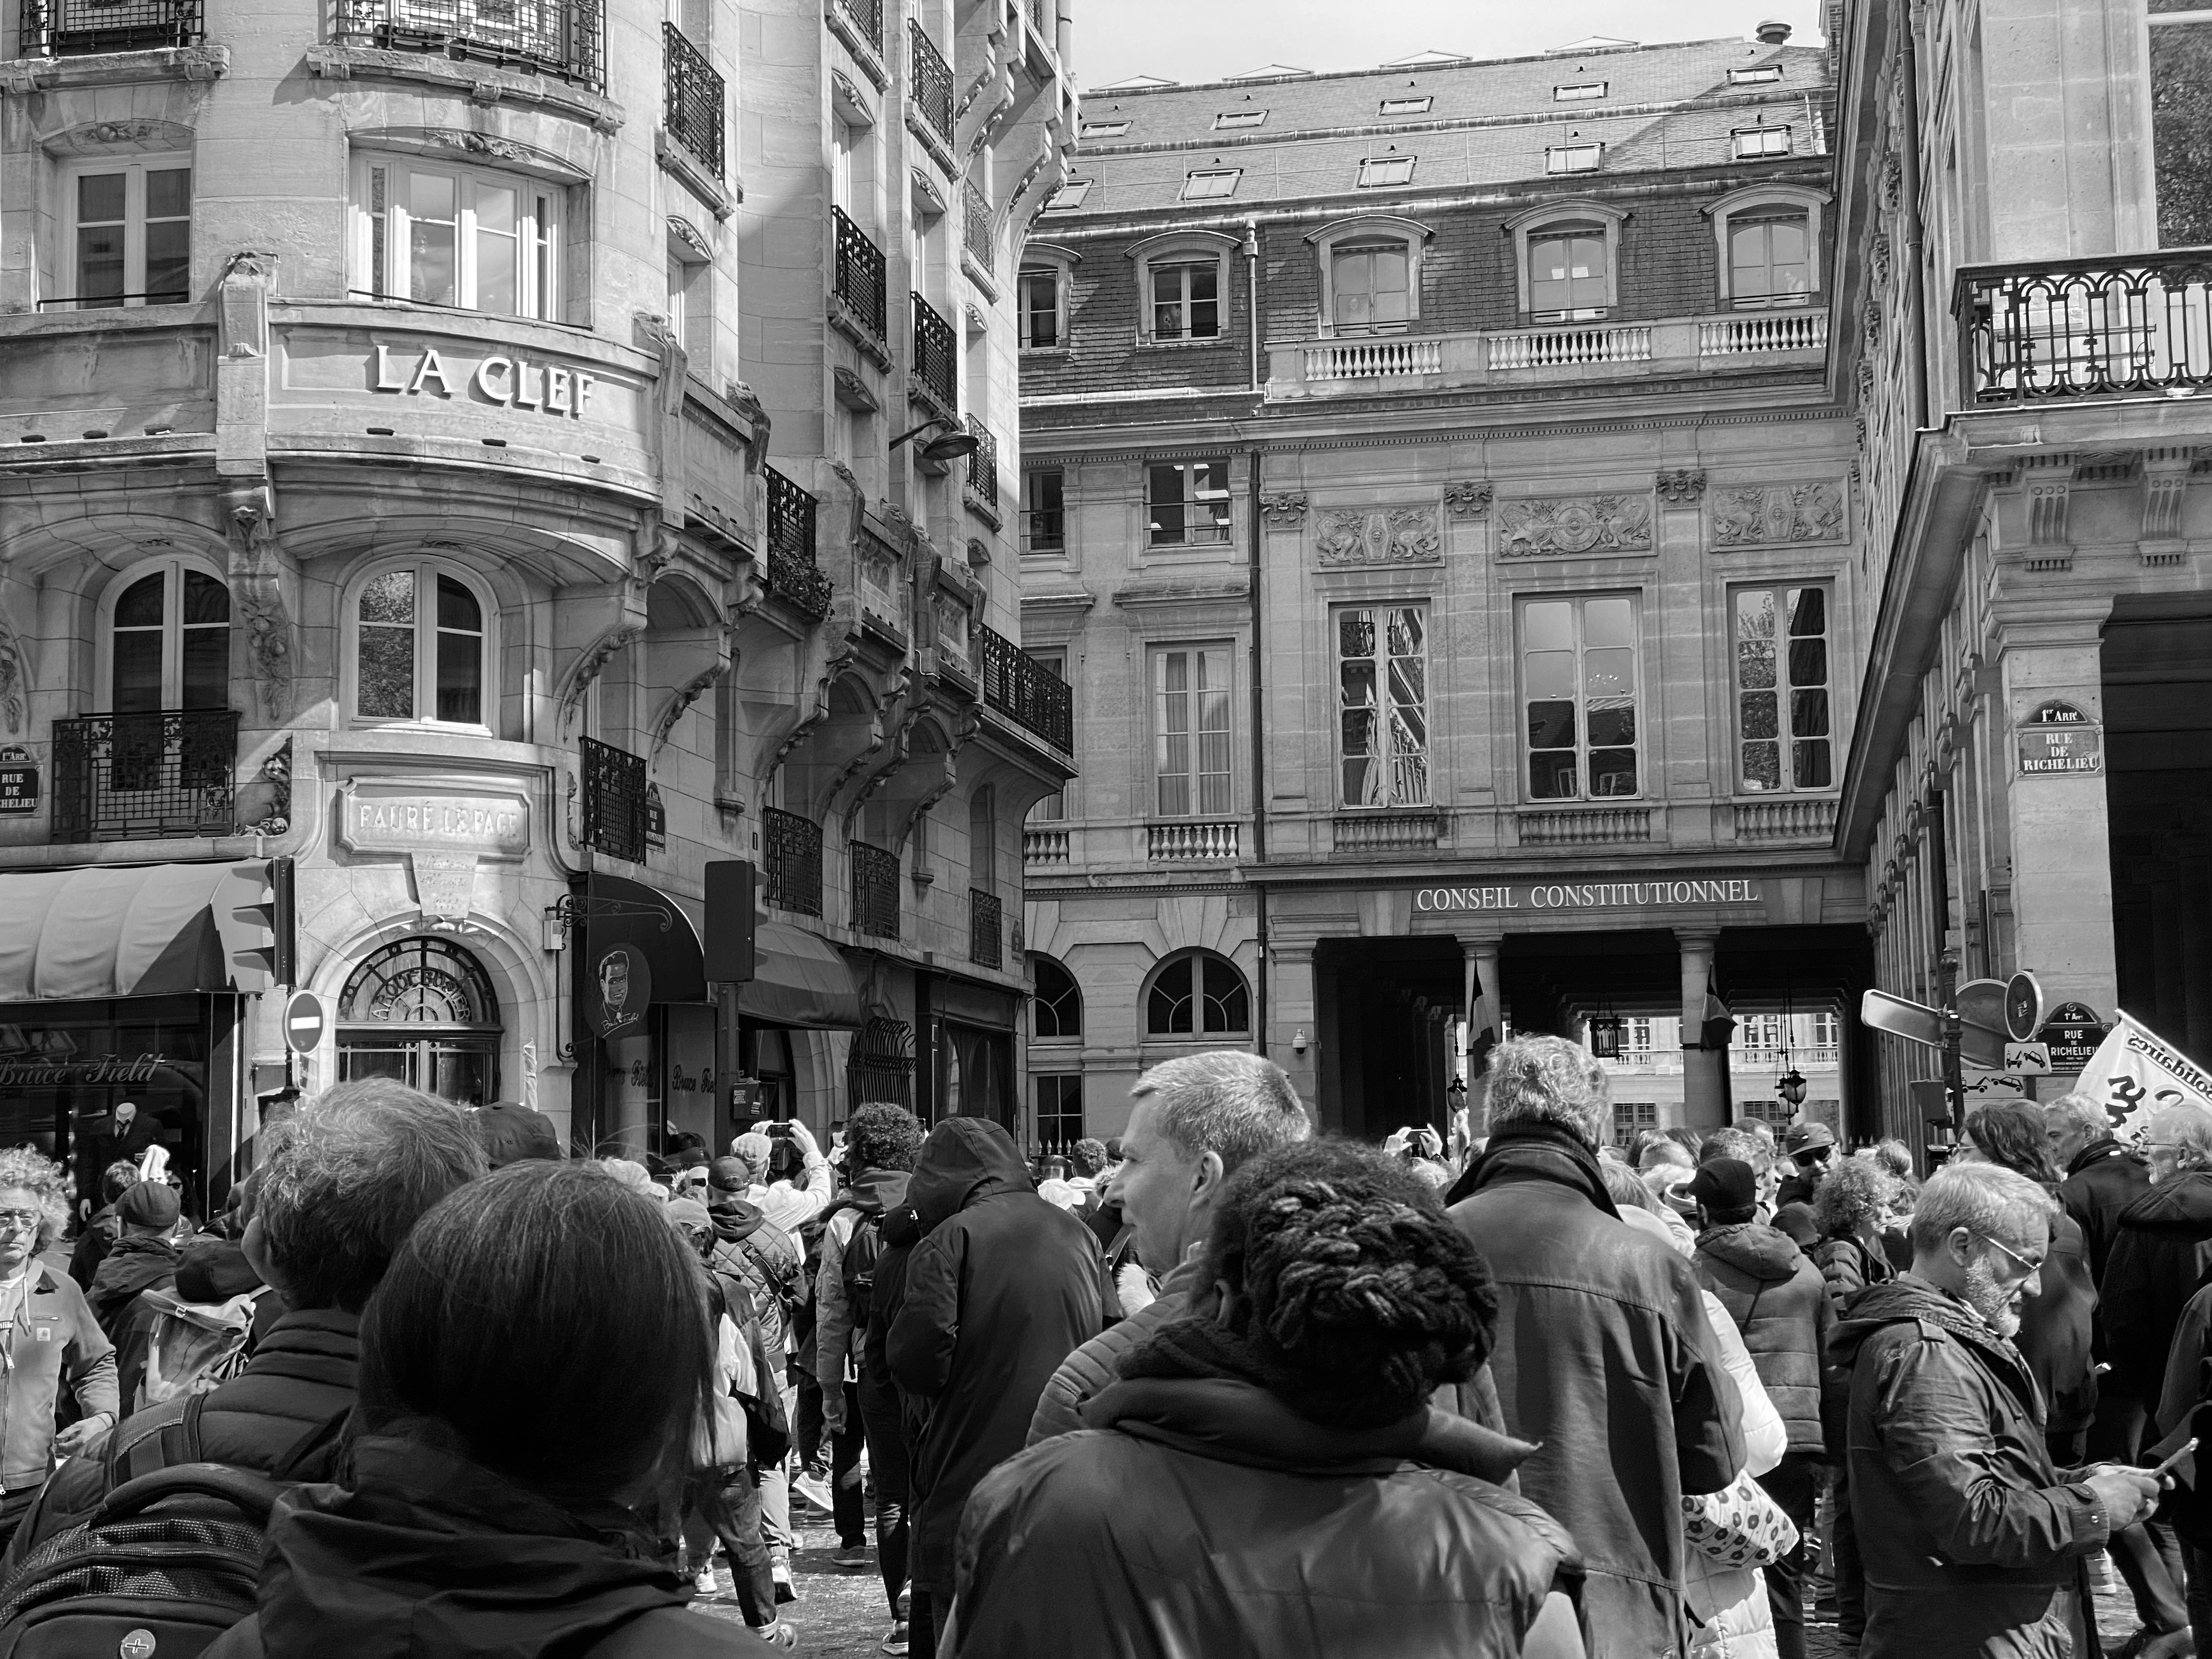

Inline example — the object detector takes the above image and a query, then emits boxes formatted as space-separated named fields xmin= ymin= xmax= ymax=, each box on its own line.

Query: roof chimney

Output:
xmin=1754 ymin=19 xmax=1792 ymax=44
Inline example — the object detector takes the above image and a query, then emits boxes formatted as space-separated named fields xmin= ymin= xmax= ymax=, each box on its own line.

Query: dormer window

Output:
xmin=1729 ymin=64 xmax=1784 ymax=84
xmin=1554 ymin=82 xmax=1607 ymax=101
xmin=1380 ymin=95 xmax=1432 ymax=115
xmin=1045 ymin=178 xmax=1092 ymax=211
xmin=1078 ymin=120 xmax=1129 ymax=138
xmin=1357 ymin=156 xmax=1416 ymax=188
xmin=1546 ymin=143 xmax=1602 ymax=174
xmin=1181 ymin=170 xmax=1241 ymax=201
xmin=1733 ymin=126 xmax=1792 ymax=159
xmin=1214 ymin=110 xmax=1266 ymax=129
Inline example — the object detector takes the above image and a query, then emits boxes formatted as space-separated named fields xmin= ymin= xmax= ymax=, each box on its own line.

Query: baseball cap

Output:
xmin=1685 ymin=1158 xmax=1758 ymax=1214
xmin=1782 ymin=1122 xmax=1837 ymax=1158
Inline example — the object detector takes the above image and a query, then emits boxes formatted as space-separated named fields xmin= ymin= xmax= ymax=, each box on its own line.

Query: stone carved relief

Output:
xmin=1443 ymin=481 xmax=1493 ymax=519
xmin=1708 ymin=482 xmax=1848 ymax=548
xmin=1259 ymin=493 xmax=1308 ymax=527
xmin=1656 ymin=469 xmax=1707 ymax=504
xmin=558 ymin=625 xmax=645 ymax=730
xmin=0 ymin=607 xmax=27 ymax=736
xmin=1495 ymin=495 xmax=1654 ymax=559
xmin=1313 ymin=505 xmax=1442 ymax=565
xmin=224 ymin=485 xmax=293 ymax=719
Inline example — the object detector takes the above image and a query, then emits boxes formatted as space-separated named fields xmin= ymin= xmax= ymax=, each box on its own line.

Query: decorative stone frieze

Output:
xmin=1314 ymin=505 xmax=1442 ymax=565
xmin=1442 ymin=481 xmax=1493 ymax=519
xmin=1259 ymin=492 xmax=1308 ymax=527
xmin=1494 ymin=494 xmax=1654 ymax=558
xmin=1708 ymin=481 xmax=1847 ymax=548
xmin=1656 ymin=469 xmax=1706 ymax=504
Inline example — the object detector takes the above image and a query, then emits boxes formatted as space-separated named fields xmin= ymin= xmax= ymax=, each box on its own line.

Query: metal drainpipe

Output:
xmin=1244 ymin=219 xmax=1269 ymax=1057
xmin=1898 ymin=0 xmax=1929 ymax=428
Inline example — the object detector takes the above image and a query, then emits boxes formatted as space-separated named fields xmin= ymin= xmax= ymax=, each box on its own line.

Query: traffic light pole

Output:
xmin=1938 ymin=948 xmax=1964 ymax=1133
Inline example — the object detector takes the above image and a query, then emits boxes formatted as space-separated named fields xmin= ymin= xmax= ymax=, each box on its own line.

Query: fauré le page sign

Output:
xmin=336 ymin=782 xmax=530 ymax=860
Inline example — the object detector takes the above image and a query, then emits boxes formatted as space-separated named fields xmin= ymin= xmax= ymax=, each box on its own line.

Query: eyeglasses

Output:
xmin=0 ymin=1212 xmax=41 ymax=1233
xmin=1975 ymin=1231 xmax=2045 ymax=1275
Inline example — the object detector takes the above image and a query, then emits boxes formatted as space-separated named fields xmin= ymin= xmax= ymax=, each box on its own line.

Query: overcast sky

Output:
xmin=1076 ymin=1 xmax=1829 ymax=88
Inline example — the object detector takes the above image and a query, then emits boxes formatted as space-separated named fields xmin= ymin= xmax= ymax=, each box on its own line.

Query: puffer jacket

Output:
xmin=3 ymin=1306 xmax=360 ymax=1575
xmin=886 ymin=1116 xmax=1103 ymax=1595
xmin=812 ymin=1167 xmax=910 ymax=1404
xmin=1026 ymin=1253 xmax=1205 ymax=1445
xmin=2101 ymin=1170 xmax=2212 ymax=1413
xmin=1449 ymin=1122 xmax=1743 ymax=1659
xmin=1813 ymin=1233 xmax=1893 ymax=1317
xmin=951 ymin=1375 xmax=1581 ymax=1659
xmin=1686 ymin=1289 xmax=1788 ymax=1659
xmin=1832 ymin=1274 xmax=2112 ymax=1659
xmin=1694 ymin=1222 xmax=1831 ymax=1457
xmin=202 ymin=1435 xmax=746 ymax=1659
xmin=703 ymin=1192 xmax=799 ymax=1357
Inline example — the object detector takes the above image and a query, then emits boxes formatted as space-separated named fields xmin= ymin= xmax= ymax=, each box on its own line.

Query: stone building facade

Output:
xmin=1019 ymin=31 xmax=1875 ymax=1147
xmin=0 ymin=0 xmax=1075 ymax=1206
xmin=1832 ymin=0 xmax=2212 ymax=1147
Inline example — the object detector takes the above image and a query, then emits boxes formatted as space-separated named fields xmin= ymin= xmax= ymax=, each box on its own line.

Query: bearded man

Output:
xmin=1832 ymin=1162 xmax=2163 ymax=1659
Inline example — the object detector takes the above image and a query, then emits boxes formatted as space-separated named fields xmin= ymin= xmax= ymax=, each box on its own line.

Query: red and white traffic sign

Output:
xmin=282 ymin=990 xmax=327 ymax=1056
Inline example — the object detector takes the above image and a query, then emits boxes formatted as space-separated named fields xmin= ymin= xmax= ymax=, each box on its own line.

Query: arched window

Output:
xmin=1146 ymin=949 xmax=1249 ymax=1036
xmin=103 ymin=558 xmax=230 ymax=712
xmin=1127 ymin=231 xmax=1238 ymax=346
xmin=1032 ymin=955 xmax=1082 ymax=1039
xmin=337 ymin=936 xmax=502 ymax=1105
xmin=347 ymin=560 xmax=494 ymax=728
xmin=1019 ymin=242 xmax=1079 ymax=351
xmin=1307 ymin=215 xmax=1434 ymax=337
xmin=1505 ymin=200 xmax=1628 ymax=321
xmin=1706 ymin=185 xmax=1828 ymax=309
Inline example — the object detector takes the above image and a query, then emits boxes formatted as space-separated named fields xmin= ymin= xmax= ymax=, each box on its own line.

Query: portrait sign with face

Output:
xmin=583 ymin=944 xmax=652 ymax=1040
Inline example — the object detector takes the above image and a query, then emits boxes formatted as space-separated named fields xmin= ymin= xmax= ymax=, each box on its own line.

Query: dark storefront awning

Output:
xmin=0 ymin=863 xmax=250 ymax=1002
xmin=584 ymin=873 xmax=708 ymax=1005
xmin=737 ymin=923 xmax=864 ymax=1030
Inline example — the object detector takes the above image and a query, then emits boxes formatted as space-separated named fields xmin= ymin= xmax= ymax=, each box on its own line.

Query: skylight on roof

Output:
xmin=1078 ymin=119 xmax=1129 ymax=138
xmin=1227 ymin=63 xmax=1311 ymax=80
xmin=1214 ymin=109 xmax=1267 ymax=129
xmin=1092 ymin=74 xmax=1175 ymax=90
xmin=1545 ymin=143 xmax=1602 ymax=174
xmin=1045 ymin=179 xmax=1092 ymax=210
xmin=1181 ymin=169 xmax=1242 ymax=201
xmin=1554 ymin=81 xmax=1608 ymax=101
xmin=1549 ymin=35 xmax=1636 ymax=52
xmin=1358 ymin=155 xmax=1417 ymax=188
xmin=1380 ymin=95 xmax=1433 ymax=115
xmin=1729 ymin=64 xmax=1784 ymax=84
xmin=1733 ymin=125 xmax=1791 ymax=158
xmin=1380 ymin=49 xmax=1472 ymax=66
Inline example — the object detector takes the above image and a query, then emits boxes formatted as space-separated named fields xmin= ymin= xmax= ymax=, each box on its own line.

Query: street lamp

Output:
xmin=1776 ymin=1066 xmax=1807 ymax=1108
xmin=888 ymin=417 xmax=979 ymax=464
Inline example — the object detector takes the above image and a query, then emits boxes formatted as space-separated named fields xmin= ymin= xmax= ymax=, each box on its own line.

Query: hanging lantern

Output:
xmin=1588 ymin=1014 xmax=1624 ymax=1060
xmin=1776 ymin=1066 xmax=1807 ymax=1107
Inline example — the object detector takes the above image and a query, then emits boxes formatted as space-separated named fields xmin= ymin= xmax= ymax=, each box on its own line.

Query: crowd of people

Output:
xmin=0 ymin=1049 xmax=2195 ymax=1655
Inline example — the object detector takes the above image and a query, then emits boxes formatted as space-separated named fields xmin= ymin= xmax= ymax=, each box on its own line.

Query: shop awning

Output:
xmin=0 ymin=863 xmax=249 ymax=1002
xmin=737 ymin=922 xmax=864 ymax=1030
xmin=583 ymin=873 xmax=708 ymax=1005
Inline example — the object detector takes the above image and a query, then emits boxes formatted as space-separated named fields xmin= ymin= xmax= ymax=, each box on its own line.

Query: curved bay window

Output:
xmin=1146 ymin=949 xmax=1249 ymax=1037
xmin=350 ymin=562 xmax=490 ymax=727
xmin=337 ymin=937 xmax=502 ymax=1104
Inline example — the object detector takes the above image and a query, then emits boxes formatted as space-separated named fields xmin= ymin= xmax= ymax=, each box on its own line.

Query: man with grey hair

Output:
xmin=2 ymin=1078 xmax=488 ymax=1570
xmin=1834 ymin=1162 xmax=2162 ymax=1657
xmin=1447 ymin=1033 xmax=1745 ymax=1657
xmin=2046 ymin=1092 xmax=2151 ymax=1286
xmin=2103 ymin=1106 xmax=2212 ymax=1429
xmin=1025 ymin=1049 xmax=1310 ymax=1443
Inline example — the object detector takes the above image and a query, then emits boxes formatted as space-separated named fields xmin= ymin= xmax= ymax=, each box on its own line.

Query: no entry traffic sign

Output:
xmin=283 ymin=990 xmax=327 ymax=1056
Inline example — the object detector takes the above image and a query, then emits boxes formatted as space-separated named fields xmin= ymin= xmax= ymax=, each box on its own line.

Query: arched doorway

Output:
xmin=337 ymin=936 xmax=503 ymax=1105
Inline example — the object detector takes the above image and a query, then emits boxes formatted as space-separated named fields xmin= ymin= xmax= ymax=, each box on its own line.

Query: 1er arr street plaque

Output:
xmin=2017 ymin=699 xmax=2102 ymax=776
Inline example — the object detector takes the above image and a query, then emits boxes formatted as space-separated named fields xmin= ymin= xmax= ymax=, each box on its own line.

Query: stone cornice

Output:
xmin=303 ymin=46 xmax=624 ymax=134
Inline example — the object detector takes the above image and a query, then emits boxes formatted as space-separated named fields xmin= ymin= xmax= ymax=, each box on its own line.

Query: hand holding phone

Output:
xmin=2151 ymin=1438 xmax=2199 ymax=1481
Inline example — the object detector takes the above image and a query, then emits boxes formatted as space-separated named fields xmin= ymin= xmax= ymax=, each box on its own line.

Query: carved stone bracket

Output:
xmin=557 ymin=624 xmax=645 ymax=732
xmin=2143 ymin=448 xmax=2195 ymax=544
xmin=1259 ymin=492 xmax=1308 ymax=527
xmin=1656 ymin=469 xmax=1706 ymax=505
xmin=1442 ymin=481 xmax=1493 ymax=519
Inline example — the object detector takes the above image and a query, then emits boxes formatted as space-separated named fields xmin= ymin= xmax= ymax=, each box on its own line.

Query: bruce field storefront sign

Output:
xmin=1412 ymin=878 xmax=1768 ymax=914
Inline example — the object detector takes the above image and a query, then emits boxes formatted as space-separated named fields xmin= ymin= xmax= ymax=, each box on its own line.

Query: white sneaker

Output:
xmin=880 ymin=1621 xmax=910 ymax=1656
xmin=791 ymin=1470 xmax=834 ymax=1511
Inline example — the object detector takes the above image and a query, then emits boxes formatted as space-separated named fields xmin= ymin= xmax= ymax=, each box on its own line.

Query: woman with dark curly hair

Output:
xmin=946 ymin=1139 xmax=1585 ymax=1658
xmin=1812 ymin=1155 xmax=1900 ymax=1319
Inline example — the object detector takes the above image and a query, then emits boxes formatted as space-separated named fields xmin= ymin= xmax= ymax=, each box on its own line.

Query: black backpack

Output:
xmin=0 ymin=1462 xmax=280 ymax=1657
xmin=842 ymin=1209 xmax=888 ymax=1329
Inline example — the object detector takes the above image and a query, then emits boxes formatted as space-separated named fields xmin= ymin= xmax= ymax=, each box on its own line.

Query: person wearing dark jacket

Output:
xmin=2049 ymin=1096 xmax=2154 ymax=1286
xmin=1771 ymin=1121 xmax=1838 ymax=1248
xmin=2102 ymin=1107 xmax=2212 ymax=1418
xmin=813 ymin=1104 xmax=923 ymax=1648
xmin=1686 ymin=1156 xmax=1831 ymax=1659
xmin=66 ymin=1160 xmax=141 ymax=1292
xmin=952 ymin=1140 xmax=1586 ymax=1659
xmin=2 ymin=1079 xmax=488 ymax=1575
xmin=204 ymin=1159 xmax=745 ymax=1659
xmin=87 ymin=1180 xmax=182 ymax=1412
xmin=1447 ymin=1035 xmax=1743 ymax=1659
xmin=885 ymin=1116 xmax=1103 ymax=1655
xmin=1834 ymin=1163 xmax=2163 ymax=1659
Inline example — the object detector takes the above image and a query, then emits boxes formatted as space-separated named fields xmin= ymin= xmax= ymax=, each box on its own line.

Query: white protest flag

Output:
xmin=2075 ymin=1012 xmax=2212 ymax=1144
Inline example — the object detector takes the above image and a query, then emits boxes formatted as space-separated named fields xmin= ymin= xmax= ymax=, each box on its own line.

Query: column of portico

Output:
xmin=1677 ymin=927 xmax=1726 ymax=1134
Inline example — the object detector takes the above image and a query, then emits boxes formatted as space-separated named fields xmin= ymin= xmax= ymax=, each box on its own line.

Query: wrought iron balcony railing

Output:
xmin=580 ymin=735 xmax=648 ymax=862
xmin=1956 ymin=250 xmax=2212 ymax=403
xmin=763 ymin=805 xmax=823 ymax=916
xmin=833 ymin=206 xmax=888 ymax=345
xmin=764 ymin=466 xmax=832 ymax=620
xmin=19 ymin=0 xmax=202 ymax=54
xmin=965 ymin=416 xmax=997 ymax=509
xmin=977 ymin=623 xmax=1073 ymax=752
xmin=909 ymin=19 xmax=954 ymax=145
xmin=850 ymin=839 xmax=900 ymax=938
xmin=969 ymin=888 xmax=1003 ymax=968
xmin=963 ymin=182 xmax=993 ymax=272
xmin=332 ymin=0 xmax=604 ymax=87
xmin=52 ymin=709 xmax=238 ymax=843
xmin=833 ymin=0 xmax=879 ymax=52
xmin=663 ymin=22 xmax=724 ymax=179
xmin=912 ymin=292 xmax=957 ymax=414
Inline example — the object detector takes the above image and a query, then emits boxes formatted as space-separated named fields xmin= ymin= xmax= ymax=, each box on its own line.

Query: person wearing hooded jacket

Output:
xmin=949 ymin=1141 xmax=1586 ymax=1659
xmin=885 ymin=1115 xmax=1103 ymax=1656
xmin=86 ymin=1180 xmax=180 ymax=1344
xmin=1685 ymin=1158 xmax=1831 ymax=1659
xmin=1446 ymin=1036 xmax=1744 ymax=1659
xmin=205 ymin=1160 xmax=749 ymax=1659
